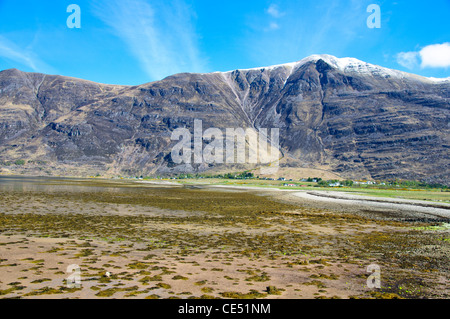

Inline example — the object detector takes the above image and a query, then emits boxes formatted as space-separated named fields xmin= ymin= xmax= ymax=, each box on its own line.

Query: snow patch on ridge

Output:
xmin=214 ymin=54 xmax=449 ymax=84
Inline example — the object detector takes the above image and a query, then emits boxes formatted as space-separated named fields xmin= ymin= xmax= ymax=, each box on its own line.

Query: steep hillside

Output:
xmin=0 ymin=55 xmax=448 ymax=184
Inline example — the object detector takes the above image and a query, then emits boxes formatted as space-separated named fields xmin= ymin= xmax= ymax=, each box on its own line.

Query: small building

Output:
xmin=329 ymin=182 xmax=341 ymax=187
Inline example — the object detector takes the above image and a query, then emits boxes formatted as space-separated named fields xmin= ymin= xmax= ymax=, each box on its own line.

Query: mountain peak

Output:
xmin=0 ymin=54 xmax=449 ymax=184
xmin=217 ymin=54 xmax=449 ymax=84
xmin=218 ymin=54 xmax=376 ymax=74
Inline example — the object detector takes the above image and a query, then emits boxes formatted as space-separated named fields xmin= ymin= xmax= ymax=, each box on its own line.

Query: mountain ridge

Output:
xmin=210 ymin=54 xmax=450 ymax=84
xmin=4 ymin=54 xmax=449 ymax=87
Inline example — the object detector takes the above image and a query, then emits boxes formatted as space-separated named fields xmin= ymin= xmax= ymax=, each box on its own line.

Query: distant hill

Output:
xmin=0 ymin=54 xmax=449 ymax=184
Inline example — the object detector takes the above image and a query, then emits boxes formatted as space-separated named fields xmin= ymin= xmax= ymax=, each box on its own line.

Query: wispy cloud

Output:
xmin=263 ymin=4 xmax=284 ymax=32
xmin=268 ymin=22 xmax=280 ymax=31
xmin=0 ymin=35 xmax=54 ymax=73
xmin=91 ymin=0 xmax=207 ymax=81
xmin=266 ymin=4 xmax=285 ymax=18
xmin=397 ymin=43 xmax=450 ymax=70
xmin=246 ymin=1 xmax=364 ymax=65
xmin=396 ymin=51 xmax=420 ymax=69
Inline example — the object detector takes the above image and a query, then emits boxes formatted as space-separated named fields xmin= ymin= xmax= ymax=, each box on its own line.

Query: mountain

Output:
xmin=0 ymin=54 xmax=449 ymax=184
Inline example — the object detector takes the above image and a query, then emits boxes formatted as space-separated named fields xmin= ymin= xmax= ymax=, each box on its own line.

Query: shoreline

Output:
xmin=205 ymin=184 xmax=450 ymax=221
xmin=0 ymin=176 xmax=448 ymax=299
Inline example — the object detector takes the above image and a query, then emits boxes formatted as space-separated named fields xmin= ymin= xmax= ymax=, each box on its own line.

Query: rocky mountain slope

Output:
xmin=0 ymin=55 xmax=449 ymax=184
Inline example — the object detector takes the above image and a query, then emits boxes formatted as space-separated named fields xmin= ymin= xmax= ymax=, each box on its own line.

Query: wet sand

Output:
xmin=210 ymin=184 xmax=450 ymax=222
xmin=0 ymin=178 xmax=449 ymax=299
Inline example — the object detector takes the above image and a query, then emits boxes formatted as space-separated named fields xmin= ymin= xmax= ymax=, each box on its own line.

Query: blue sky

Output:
xmin=0 ymin=0 xmax=449 ymax=85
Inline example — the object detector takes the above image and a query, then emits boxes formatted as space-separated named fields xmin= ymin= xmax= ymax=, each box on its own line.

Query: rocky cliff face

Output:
xmin=0 ymin=55 xmax=449 ymax=184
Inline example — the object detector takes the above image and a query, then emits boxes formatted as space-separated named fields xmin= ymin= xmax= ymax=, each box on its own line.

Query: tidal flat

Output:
xmin=0 ymin=176 xmax=448 ymax=299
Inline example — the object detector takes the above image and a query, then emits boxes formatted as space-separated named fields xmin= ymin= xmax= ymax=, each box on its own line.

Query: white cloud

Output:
xmin=420 ymin=43 xmax=450 ymax=68
xmin=267 ymin=22 xmax=280 ymax=31
xmin=397 ymin=43 xmax=450 ymax=70
xmin=91 ymin=0 xmax=207 ymax=81
xmin=266 ymin=4 xmax=285 ymax=18
xmin=245 ymin=1 xmax=364 ymax=68
xmin=396 ymin=51 xmax=420 ymax=69
xmin=264 ymin=4 xmax=284 ymax=31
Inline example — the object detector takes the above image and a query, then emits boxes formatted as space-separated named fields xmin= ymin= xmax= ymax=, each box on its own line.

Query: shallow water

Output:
xmin=0 ymin=175 xmax=299 ymax=216
xmin=0 ymin=176 xmax=123 ymax=193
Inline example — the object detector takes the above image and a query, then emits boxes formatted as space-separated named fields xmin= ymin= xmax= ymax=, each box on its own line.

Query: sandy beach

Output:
xmin=208 ymin=184 xmax=450 ymax=221
xmin=0 ymin=178 xmax=449 ymax=299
